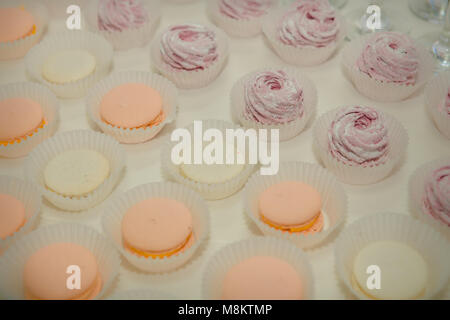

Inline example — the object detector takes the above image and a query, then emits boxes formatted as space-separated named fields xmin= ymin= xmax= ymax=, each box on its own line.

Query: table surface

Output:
xmin=0 ymin=0 xmax=449 ymax=300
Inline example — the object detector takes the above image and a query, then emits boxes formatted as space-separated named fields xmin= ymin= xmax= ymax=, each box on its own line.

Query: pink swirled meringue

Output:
xmin=97 ymin=0 xmax=149 ymax=32
xmin=328 ymin=106 xmax=389 ymax=166
xmin=243 ymin=70 xmax=304 ymax=125
xmin=356 ymin=32 xmax=419 ymax=85
xmin=278 ymin=0 xmax=339 ymax=48
xmin=219 ymin=0 xmax=273 ymax=20
xmin=422 ymin=166 xmax=450 ymax=227
xmin=445 ymin=89 xmax=450 ymax=115
xmin=160 ymin=24 xmax=219 ymax=71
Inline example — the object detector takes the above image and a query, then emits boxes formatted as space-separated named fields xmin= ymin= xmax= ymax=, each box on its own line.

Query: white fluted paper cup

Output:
xmin=102 ymin=182 xmax=210 ymax=273
xmin=0 ymin=223 xmax=120 ymax=300
xmin=231 ymin=67 xmax=317 ymax=141
xmin=244 ymin=162 xmax=347 ymax=249
xmin=207 ymin=0 xmax=279 ymax=38
xmin=0 ymin=176 xmax=41 ymax=254
xmin=86 ymin=0 xmax=161 ymax=50
xmin=335 ymin=213 xmax=450 ymax=300
xmin=25 ymin=31 xmax=113 ymax=98
xmin=409 ymin=157 xmax=450 ymax=241
xmin=24 ymin=130 xmax=126 ymax=212
xmin=107 ymin=289 xmax=175 ymax=300
xmin=0 ymin=82 xmax=59 ymax=158
xmin=425 ymin=71 xmax=450 ymax=139
xmin=0 ymin=0 xmax=48 ymax=60
xmin=262 ymin=8 xmax=346 ymax=66
xmin=342 ymin=34 xmax=434 ymax=102
xmin=313 ymin=106 xmax=408 ymax=185
xmin=150 ymin=23 xmax=229 ymax=89
xmin=86 ymin=71 xmax=178 ymax=144
xmin=202 ymin=237 xmax=314 ymax=299
xmin=161 ymin=119 xmax=256 ymax=200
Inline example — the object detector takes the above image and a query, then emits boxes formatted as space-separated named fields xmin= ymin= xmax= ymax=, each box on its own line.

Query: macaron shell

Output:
xmin=180 ymin=162 xmax=245 ymax=184
xmin=42 ymin=50 xmax=96 ymax=84
xmin=353 ymin=241 xmax=428 ymax=300
xmin=0 ymin=193 xmax=26 ymax=239
xmin=23 ymin=242 xmax=100 ymax=300
xmin=221 ymin=256 xmax=304 ymax=300
xmin=43 ymin=149 xmax=110 ymax=197
xmin=121 ymin=197 xmax=193 ymax=253
xmin=0 ymin=97 xmax=43 ymax=142
xmin=99 ymin=83 xmax=163 ymax=129
xmin=0 ymin=7 xmax=35 ymax=42
xmin=258 ymin=181 xmax=322 ymax=226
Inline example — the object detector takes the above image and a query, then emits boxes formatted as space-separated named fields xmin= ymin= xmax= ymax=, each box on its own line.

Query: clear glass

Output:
xmin=418 ymin=3 xmax=450 ymax=70
xmin=409 ymin=0 xmax=449 ymax=24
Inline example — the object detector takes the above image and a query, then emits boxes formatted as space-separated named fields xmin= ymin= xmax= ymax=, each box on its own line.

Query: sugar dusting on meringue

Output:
xmin=243 ymin=70 xmax=304 ymax=125
xmin=356 ymin=31 xmax=419 ymax=85
xmin=278 ymin=0 xmax=340 ymax=48
xmin=219 ymin=0 xmax=274 ymax=20
xmin=328 ymin=106 xmax=389 ymax=166
xmin=97 ymin=0 xmax=149 ymax=32
xmin=160 ymin=24 xmax=219 ymax=71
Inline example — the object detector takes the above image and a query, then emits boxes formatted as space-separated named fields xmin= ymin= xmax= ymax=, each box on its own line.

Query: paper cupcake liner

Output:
xmin=102 ymin=181 xmax=210 ymax=273
xmin=25 ymin=31 xmax=113 ymax=99
xmin=106 ymin=289 xmax=176 ymax=300
xmin=342 ymin=34 xmax=434 ymax=102
xmin=0 ymin=82 xmax=59 ymax=158
xmin=24 ymin=130 xmax=126 ymax=212
xmin=0 ymin=223 xmax=120 ymax=300
xmin=0 ymin=175 xmax=41 ymax=254
xmin=244 ymin=161 xmax=347 ymax=249
xmin=150 ymin=23 xmax=229 ymax=89
xmin=409 ymin=157 xmax=450 ymax=241
xmin=161 ymin=119 xmax=257 ymax=200
xmin=202 ymin=237 xmax=315 ymax=299
xmin=313 ymin=106 xmax=408 ymax=185
xmin=231 ymin=67 xmax=317 ymax=141
xmin=0 ymin=1 xmax=48 ymax=60
xmin=262 ymin=8 xmax=347 ymax=66
xmin=86 ymin=71 xmax=178 ymax=144
xmin=425 ymin=71 xmax=450 ymax=140
xmin=335 ymin=213 xmax=450 ymax=300
xmin=207 ymin=0 xmax=279 ymax=38
xmin=86 ymin=0 xmax=161 ymax=50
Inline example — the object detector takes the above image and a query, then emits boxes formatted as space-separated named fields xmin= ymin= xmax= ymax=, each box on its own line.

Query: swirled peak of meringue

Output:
xmin=327 ymin=106 xmax=389 ymax=166
xmin=219 ymin=0 xmax=274 ymax=20
xmin=356 ymin=31 xmax=419 ymax=85
xmin=243 ymin=70 xmax=304 ymax=125
xmin=97 ymin=0 xmax=148 ymax=32
xmin=278 ymin=0 xmax=340 ymax=48
xmin=422 ymin=165 xmax=450 ymax=227
xmin=160 ymin=24 xmax=219 ymax=71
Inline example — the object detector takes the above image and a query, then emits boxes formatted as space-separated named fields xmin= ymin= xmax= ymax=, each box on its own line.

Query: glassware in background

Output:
xmin=410 ymin=0 xmax=449 ymax=24
xmin=418 ymin=1 xmax=450 ymax=70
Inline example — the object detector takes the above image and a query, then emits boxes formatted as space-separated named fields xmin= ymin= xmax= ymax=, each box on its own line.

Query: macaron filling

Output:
xmin=121 ymin=197 xmax=194 ymax=259
xmin=258 ymin=181 xmax=324 ymax=234
xmin=0 ymin=7 xmax=36 ymax=43
xmin=0 ymin=97 xmax=45 ymax=146
xmin=99 ymin=83 xmax=164 ymax=130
